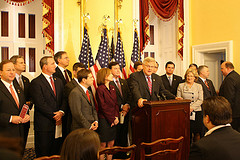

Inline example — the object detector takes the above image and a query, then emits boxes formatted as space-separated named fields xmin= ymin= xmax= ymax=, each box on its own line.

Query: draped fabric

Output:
xmin=42 ymin=0 xmax=54 ymax=55
xmin=140 ymin=0 xmax=184 ymax=60
xmin=4 ymin=0 xmax=34 ymax=6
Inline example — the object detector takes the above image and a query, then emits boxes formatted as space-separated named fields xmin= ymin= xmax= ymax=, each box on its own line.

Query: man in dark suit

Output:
xmin=161 ymin=61 xmax=183 ymax=96
xmin=129 ymin=57 xmax=180 ymax=108
xmin=108 ymin=62 xmax=131 ymax=158
xmin=68 ymin=69 xmax=98 ymax=131
xmin=197 ymin=65 xmax=217 ymax=100
xmin=189 ymin=96 xmax=240 ymax=160
xmin=0 ymin=60 xmax=30 ymax=144
xmin=219 ymin=61 xmax=240 ymax=132
xmin=30 ymin=56 xmax=66 ymax=157
xmin=10 ymin=55 xmax=32 ymax=147
xmin=53 ymin=51 xmax=72 ymax=138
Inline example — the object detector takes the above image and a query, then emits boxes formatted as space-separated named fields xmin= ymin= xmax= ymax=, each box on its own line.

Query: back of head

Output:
xmin=10 ymin=55 xmax=24 ymax=64
xmin=224 ymin=61 xmax=234 ymax=69
xmin=77 ymin=69 xmax=91 ymax=83
xmin=61 ymin=128 xmax=100 ymax=160
xmin=73 ymin=62 xmax=86 ymax=71
xmin=203 ymin=96 xmax=232 ymax=126
xmin=134 ymin=61 xmax=142 ymax=70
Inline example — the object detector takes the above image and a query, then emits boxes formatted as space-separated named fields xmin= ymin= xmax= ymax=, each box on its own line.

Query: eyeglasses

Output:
xmin=145 ymin=65 xmax=155 ymax=69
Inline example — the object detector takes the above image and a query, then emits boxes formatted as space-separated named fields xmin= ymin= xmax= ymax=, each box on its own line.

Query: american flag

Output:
xmin=79 ymin=26 xmax=97 ymax=104
xmin=129 ymin=29 xmax=141 ymax=77
xmin=109 ymin=35 xmax=115 ymax=61
xmin=94 ymin=27 xmax=110 ymax=71
xmin=114 ymin=29 xmax=127 ymax=79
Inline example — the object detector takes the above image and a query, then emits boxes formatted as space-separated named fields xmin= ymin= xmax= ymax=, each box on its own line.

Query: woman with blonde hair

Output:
xmin=60 ymin=128 xmax=100 ymax=160
xmin=96 ymin=68 xmax=119 ymax=160
xmin=177 ymin=68 xmax=203 ymax=143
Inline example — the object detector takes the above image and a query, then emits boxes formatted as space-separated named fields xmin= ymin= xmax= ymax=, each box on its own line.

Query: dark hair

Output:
xmin=203 ymin=96 xmax=232 ymax=125
xmin=40 ymin=56 xmax=53 ymax=69
xmin=108 ymin=62 xmax=119 ymax=69
xmin=77 ymin=69 xmax=91 ymax=83
xmin=54 ymin=51 xmax=67 ymax=64
xmin=165 ymin=61 xmax=175 ymax=68
xmin=134 ymin=61 xmax=142 ymax=70
xmin=198 ymin=65 xmax=208 ymax=75
xmin=0 ymin=60 xmax=13 ymax=71
xmin=73 ymin=62 xmax=86 ymax=71
xmin=155 ymin=61 xmax=159 ymax=68
xmin=10 ymin=55 xmax=24 ymax=64
xmin=60 ymin=128 xmax=100 ymax=160
xmin=97 ymin=68 xmax=111 ymax=86
xmin=189 ymin=63 xmax=198 ymax=69
xmin=224 ymin=62 xmax=234 ymax=69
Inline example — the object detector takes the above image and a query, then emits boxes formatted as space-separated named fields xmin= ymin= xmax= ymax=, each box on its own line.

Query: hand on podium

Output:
xmin=138 ymin=98 xmax=147 ymax=108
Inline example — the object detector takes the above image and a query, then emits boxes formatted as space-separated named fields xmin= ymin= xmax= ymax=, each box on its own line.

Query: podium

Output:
xmin=131 ymin=100 xmax=191 ymax=160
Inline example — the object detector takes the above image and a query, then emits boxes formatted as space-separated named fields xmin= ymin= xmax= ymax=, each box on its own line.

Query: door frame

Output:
xmin=192 ymin=41 xmax=233 ymax=65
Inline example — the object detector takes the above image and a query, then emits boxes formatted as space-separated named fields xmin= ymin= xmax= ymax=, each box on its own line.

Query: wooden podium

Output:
xmin=131 ymin=100 xmax=191 ymax=160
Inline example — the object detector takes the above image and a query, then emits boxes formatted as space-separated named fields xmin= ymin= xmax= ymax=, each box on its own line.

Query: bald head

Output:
xmin=221 ymin=61 xmax=234 ymax=77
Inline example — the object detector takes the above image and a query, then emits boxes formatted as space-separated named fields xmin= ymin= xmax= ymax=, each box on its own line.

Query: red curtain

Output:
xmin=4 ymin=0 xmax=34 ymax=6
xmin=140 ymin=0 xmax=184 ymax=60
xmin=42 ymin=0 xmax=54 ymax=55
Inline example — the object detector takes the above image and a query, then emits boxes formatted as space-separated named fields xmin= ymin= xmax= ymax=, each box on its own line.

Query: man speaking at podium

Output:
xmin=129 ymin=57 xmax=181 ymax=108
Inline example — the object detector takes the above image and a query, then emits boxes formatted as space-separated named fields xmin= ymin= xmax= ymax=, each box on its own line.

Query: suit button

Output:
xmin=192 ymin=97 xmax=194 ymax=98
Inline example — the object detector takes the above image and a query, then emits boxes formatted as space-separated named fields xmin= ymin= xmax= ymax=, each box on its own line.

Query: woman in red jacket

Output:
xmin=96 ymin=68 xmax=119 ymax=160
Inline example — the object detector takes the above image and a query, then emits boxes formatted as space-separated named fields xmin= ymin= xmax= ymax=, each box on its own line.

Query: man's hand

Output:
xmin=91 ymin=121 xmax=98 ymax=130
xmin=122 ymin=104 xmax=130 ymax=116
xmin=175 ymin=97 xmax=183 ymax=100
xmin=11 ymin=116 xmax=23 ymax=124
xmin=22 ymin=114 xmax=30 ymax=123
xmin=138 ymin=98 xmax=147 ymax=108
xmin=56 ymin=119 xmax=62 ymax=126
xmin=53 ymin=111 xmax=64 ymax=121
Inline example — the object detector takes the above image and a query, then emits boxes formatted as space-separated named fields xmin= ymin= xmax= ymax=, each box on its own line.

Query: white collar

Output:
xmin=58 ymin=65 xmax=65 ymax=73
xmin=199 ymin=76 xmax=206 ymax=82
xmin=79 ymin=83 xmax=88 ymax=93
xmin=1 ymin=79 xmax=13 ymax=88
xmin=205 ymin=124 xmax=231 ymax=136
xmin=42 ymin=72 xmax=52 ymax=79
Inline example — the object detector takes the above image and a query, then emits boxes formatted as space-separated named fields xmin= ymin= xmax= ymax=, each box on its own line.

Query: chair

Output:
xmin=99 ymin=144 xmax=137 ymax=160
xmin=140 ymin=136 xmax=184 ymax=160
xmin=34 ymin=155 xmax=60 ymax=160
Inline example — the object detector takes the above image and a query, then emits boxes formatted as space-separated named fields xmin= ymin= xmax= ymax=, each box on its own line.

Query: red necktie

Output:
xmin=147 ymin=76 xmax=152 ymax=95
xmin=205 ymin=80 xmax=210 ymax=90
xmin=10 ymin=84 xmax=19 ymax=108
xmin=64 ymin=70 xmax=70 ymax=83
xmin=50 ymin=77 xmax=56 ymax=96
xmin=86 ymin=90 xmax=90 ymax=102
xmin=116 ymin=80 xmax=122 ymax=96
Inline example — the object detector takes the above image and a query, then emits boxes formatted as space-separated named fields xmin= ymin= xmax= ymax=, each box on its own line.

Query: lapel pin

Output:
xmin=17 ymin=89 xmax=20 ymax=94
xmin=153 ymin=79 xmax=155 ymax=82
xmin=24 ymin=80 xmax=26 ymax=82
xmin=121 ymin=83 xmax=123 ymax=85
xmin=54 ymin=78 xmax=56 ymax=81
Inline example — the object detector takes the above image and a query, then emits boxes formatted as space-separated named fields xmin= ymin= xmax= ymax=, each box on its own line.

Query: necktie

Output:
xmin=168 ymin=76 xmax=172 ymax=86
xmin=86 ymin=90 xmax=90 ymax=102
xmin=50 ymin=77 xmax=56 ymax=96
xmin=147 ymin=76 xmax=152 ymax=95
xmin=64 ymin=70 xmax=70 ymax=83
xmin=116 ymin=80 xmax=122 ymax=96
xmin=205 ymin=80 xmax=210 ymax=90
xmin=10 ymin=84 xmax=19 ymax=108
xmin=19 ymin=76 xmax=24 ymax=90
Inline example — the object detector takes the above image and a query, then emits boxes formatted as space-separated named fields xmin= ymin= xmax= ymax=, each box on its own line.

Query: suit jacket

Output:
xmin=197 ymin=78 xmax=217 ymax=100
xmin=189 ymin=126 xmax=240 ymax=160
xmin=64 ymin=78 xmax=78 ymax=99
xmin=0 ymin=80 xmax=25 ymax=138
xmin=69 ymin=84 xmax=98 ymax=130
xmin=30 ymin=74 xmax=66 ymax=132
xmin=96 ymin=84 xmax=119 ymax=124
xmin=219 ymin=70 xmax=240 ymax=118
xmin=53 ymin=66 xmax=72 ymax=85
xmin=129 ymin=70 xmax=176 ymax=107
xmin=110 ymin=79 xmax=131 ymax=110
xmin=160 ymin=74 xmax=183 ymax=96
xmin=177 ymin=82 xmax=203 ymax=111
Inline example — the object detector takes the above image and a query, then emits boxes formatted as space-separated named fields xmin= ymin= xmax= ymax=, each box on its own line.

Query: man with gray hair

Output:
xmin=197 ymin=65 xmax=217 ymax=100
xmin=129 ymin=57 xmax=180 ymax=108
xmin=219 ymin=61 xmax=240 ymax=132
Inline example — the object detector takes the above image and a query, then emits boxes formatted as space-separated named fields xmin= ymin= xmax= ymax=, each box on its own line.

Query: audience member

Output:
xmin=108 ymin=62 xmax=131 ymax=159
xmin=177 ymin=68 xmax=203 ymax=143
xmin=0 ymin=60 xmax=30 ymax=145
xmin=129 ymin=57 xmax=178 ymax=108
xmin=161 ymin=61 xmax=183 ymax=96
xmin=10 ymin=55 xmax=32 ymax=147
xmin=189 ymin=63 xmax=198 ymax=71
xmin=152 ymin=61 xmax=159 ymax=74
xmin=189 ymin=96 xmax=240 ymax=160
xmin=96 ymin=68 xmax=119 ymax=160
xmin=68 ymin=69 xmax=98 ymax=131
xmin=219 ymin=61 xmax=240 ymax=132
xmin=133 ymin=61 xmax=143 ymax=72
xmin=60 ymin=128 xmax=100 ymax=160
xmin=30 ymin=56 xmax=66 ymax=157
